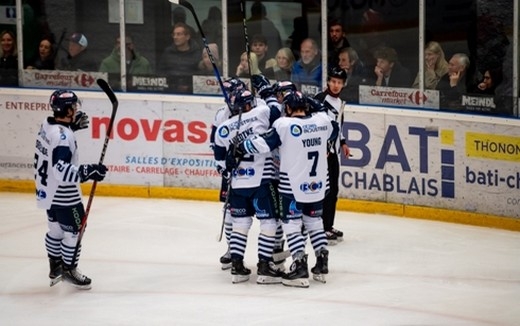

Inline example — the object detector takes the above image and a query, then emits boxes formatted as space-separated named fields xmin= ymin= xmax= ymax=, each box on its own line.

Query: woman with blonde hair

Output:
xmin=264 ymin=47 xmax=295 ymax=81
xmin=412 ymin=41 xmax=449 ymax=89
xmin=236 ymin=51 xmax=261 ymax=77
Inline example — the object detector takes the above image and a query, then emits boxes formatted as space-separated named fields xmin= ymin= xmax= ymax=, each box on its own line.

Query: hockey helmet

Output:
xmin=49 ymin=90 xmax=79 ymax=113
xmin=272 ymin=80 xmax=297 ymax=96
xmin=328 ymin=66 xmax=347 ymax=81
xmin=222 ymin=77 xmax=246 ymax=96
xmin=231 ymin=88 xmax=255 ymax=116
xmin=282 ymin=90 xmax=307 ymax=114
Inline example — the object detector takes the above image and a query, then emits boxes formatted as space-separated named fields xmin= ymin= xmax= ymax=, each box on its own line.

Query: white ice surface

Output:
xmin=0 ymin=192 xmax=519 ymax=326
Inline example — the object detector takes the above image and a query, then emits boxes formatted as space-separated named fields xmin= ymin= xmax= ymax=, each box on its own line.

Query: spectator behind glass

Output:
xmin=198 ymin=43 xmax=221 ymax=74
xmin=264 ymin=47 xmax=295 ymax=81
xmin=338 ymin=47 xmax=367 ymax=103
xmin=27 ymin=37 xmax=55 ymax=70
xmin=436 ymin=53 xmax=471 ymax=110
xmin=172 ymin=6 xmax=200 ymax=48
xmin=412 ymin=41 xmax=449 ymax=89
xmin=327 ymin=19 xmax=350 ymax=69
xmin=99 ymin=35 xmax=152 ymax=75
xmin=201 ymin=6 xmax=222 ymax=51
xmin=371 ymin=46 xmax=411 ymax=87
xmin=287 ymin=16 xmax=308 ymax=61
xmin=158 ymin=22 xmax=202 ymax=94
xmin=291 ymin=38 xmax=322 ymax=93
xmin=247 ymin=1 xmax=282 ymax=58
xmin=251 ymin=34 xmax=276 ymax=71
xmin=471 ymin=67 xmax=503 ymax=95
xmin=56 ymin=32 xmax=97 ymax=72
xmin=236 ymin=51 xmax=261 ymax=77
xmin=0 ymin=30 xmax=18 ymax=86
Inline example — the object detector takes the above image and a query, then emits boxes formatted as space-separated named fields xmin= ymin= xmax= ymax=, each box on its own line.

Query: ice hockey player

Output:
xmin=214 ymin=88 xmax=283 ymax=284
xmin=229 ymin=90 xmax=339 ymax=287
xmin=210 ymin=77 xmax=247 ymax=270
xmin=314 ymin=67 xmax=351 ymax=244
xmin=34 ymin=90 xmax=107 ymax=290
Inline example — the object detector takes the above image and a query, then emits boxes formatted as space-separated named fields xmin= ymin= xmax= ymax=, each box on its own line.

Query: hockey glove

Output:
xmin=216 ymin=165 xmax=231 ymax=181
xmin=225 ymin=143 xmax=245 ymax=171
xmin=79 ymin=164 xmax=107 ymax=183
xmin=251 ymin=74 xmax=273 ymax=99
xmin=70 ymin=111 xmax=89 ymax=132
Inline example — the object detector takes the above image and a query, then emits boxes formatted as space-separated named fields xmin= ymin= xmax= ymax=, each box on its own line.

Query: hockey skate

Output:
xmin=282 ymin=254 xmax=309 ymax=288
xmin=311 ymin=249 xmax=329 ymax=283
xmin=325 ymin=231 xmax=338 ymax=246
xmin=62 ymin=265 xmax=92 ymax=290
xmin=48 ymin=258 xmax=63 ymax=287
xmin=220 ymin=249 xmax=232 ymax=270
xmin=256 ymin=260 xmax=283 ymax=284
xmin=231 ymin=259 xmax=251 ymax=284
xmin=330 ymin=228 xmax=344 ymax=242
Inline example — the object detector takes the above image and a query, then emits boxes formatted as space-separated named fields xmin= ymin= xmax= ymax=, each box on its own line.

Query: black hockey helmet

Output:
xmin=282 ymin=90 xmax=307 ymax=113
xmin=49 ymin=90 xmax=79 ymax=113
xmin=222 ymin=77 xmax=246 ymax=96
xmin=272 ymin=80 xmax=297 ymax=96
xmin=328 ymin=66 xmax=347 ymax=82
xmin=231 ymin=88 xmax=255 ymax=116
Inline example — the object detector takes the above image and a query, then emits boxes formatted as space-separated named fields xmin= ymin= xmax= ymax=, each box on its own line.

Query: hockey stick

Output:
xmin=168 ymin=0 xmax=231 ymax=108
xmin=240 ymin=0 xmax=254 ymax=94
xmin=71 ymin=79 xmax=118 ymax=265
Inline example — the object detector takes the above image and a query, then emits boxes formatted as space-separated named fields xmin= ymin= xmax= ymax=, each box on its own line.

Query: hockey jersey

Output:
xmin=34 ymin=117 xmax=83 ymax=209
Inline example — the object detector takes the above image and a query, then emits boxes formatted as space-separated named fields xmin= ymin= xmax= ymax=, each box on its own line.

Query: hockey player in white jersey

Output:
xmin=214 ymin=88 xmax=283 ymax=284
xmin=34 ymin=90 xmax=107 ymax=290
xmin=229 ymin=90 xmax=339 ymax=287
xmin=210 ymin=77 xmax=247 ymax=270
xmin=314 ymin=67 xmax=351 ymax=244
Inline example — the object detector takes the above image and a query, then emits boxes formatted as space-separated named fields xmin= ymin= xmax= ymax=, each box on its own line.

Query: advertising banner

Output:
xmin=359 ymin=85 xmax=440 ymax=109
xmin=340 ymin=106 xmax=520 ymax=218
xmin=22 ymin=70 xmax=108 ymax=89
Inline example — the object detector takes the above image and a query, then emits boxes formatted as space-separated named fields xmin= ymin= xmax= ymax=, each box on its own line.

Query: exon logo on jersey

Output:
xmin=218 ymin=126 xmax=230 ymax=138
xmin=342 ymin=122 xmax=455 ymax=198
xmin=290 ymin=124 xmax=302 ymax=137
xmin=300 ymin=181 xmax=323 ymax=193
xmin=233 ymin=166 xmax=255 ymax=178
xmin=253 ymin=198 xmax=269 ymax=218
xmin=288 ymin=200 xmax=302 ymax=217
xmin=36 ymin=189 xmax=47 ymax=200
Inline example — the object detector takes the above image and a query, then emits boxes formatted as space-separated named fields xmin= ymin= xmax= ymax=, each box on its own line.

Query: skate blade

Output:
xmin=256 ymin=275 xmax=282 ymax=284
xmin=221 ymin=263 xmax=232 ymax=270
xmin=63 ymin=279 xmax=92 ymax=290
xmin=49 ymin=275 xmax=62 ymax=287
xmin=282 ymin=278 xmax=310 ymax=288
xmin=312 ymin=273 xmax=327 ymax=283
xmin=327 ymin=239 xmax=338 ymax=246
xmin=231 ymin=274 xmax=250 ymax=284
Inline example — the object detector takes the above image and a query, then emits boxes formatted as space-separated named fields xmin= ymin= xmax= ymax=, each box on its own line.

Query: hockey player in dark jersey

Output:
xmin=214 ymin=88 xmax=283 ymax=284
xmin=229 ymin=90 xmax=339 ymax=287
xmin=34 ymin=90 xmax=107 ymax=290
xmin=314 ymin=67 xmax=351 ymax=244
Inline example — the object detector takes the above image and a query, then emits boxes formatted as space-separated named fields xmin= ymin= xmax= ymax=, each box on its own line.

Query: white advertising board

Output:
xmin=340 ymin=106 xmax=520 ymax=218
xmin=359 ymin=85 xmax=440 ymax=109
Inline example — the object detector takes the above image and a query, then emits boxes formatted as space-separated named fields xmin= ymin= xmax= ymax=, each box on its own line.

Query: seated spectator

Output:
xmin=291 ymin=38 xmax=322 ymax=94
xmin=247 ymin=1 xmax=282 ymax=58
xmin=327 ymin=18 xmax=350 ymax=69
xmin=370 ymin=46 xmax=411 ymax=87
xmin=172 ymin=6 xmax=200 ymax=48
xmin=99 ymin=35 xmax=152 ymax=75
xmin=0 ymin=30 xmax=18 ymax=86
xmin=264 ymin=47 xmax=295 ymax=81
xmin=250 ymin=34 xmax=276 ymax=71
xmin=158 ymin=22 xmax=202 ymax=94
xmin=56 ymin=32 xmax=97 ymax=72
xmin=26 ymin=37 xmax=55 ymax=70
xmin=471 ymin=67 xmax=503 ymax=95
xmin=412 ymin=41 xmax=449 ymax=89
xmin=436 ymin=53 xmax=471 ymax=110
xmin=235 ymin=51 xmax=261 ymax=78
xmin=337 ymin=47 xmax=367 ymax=103
xmin=197 ymin=43 xmax=221 ymax=74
